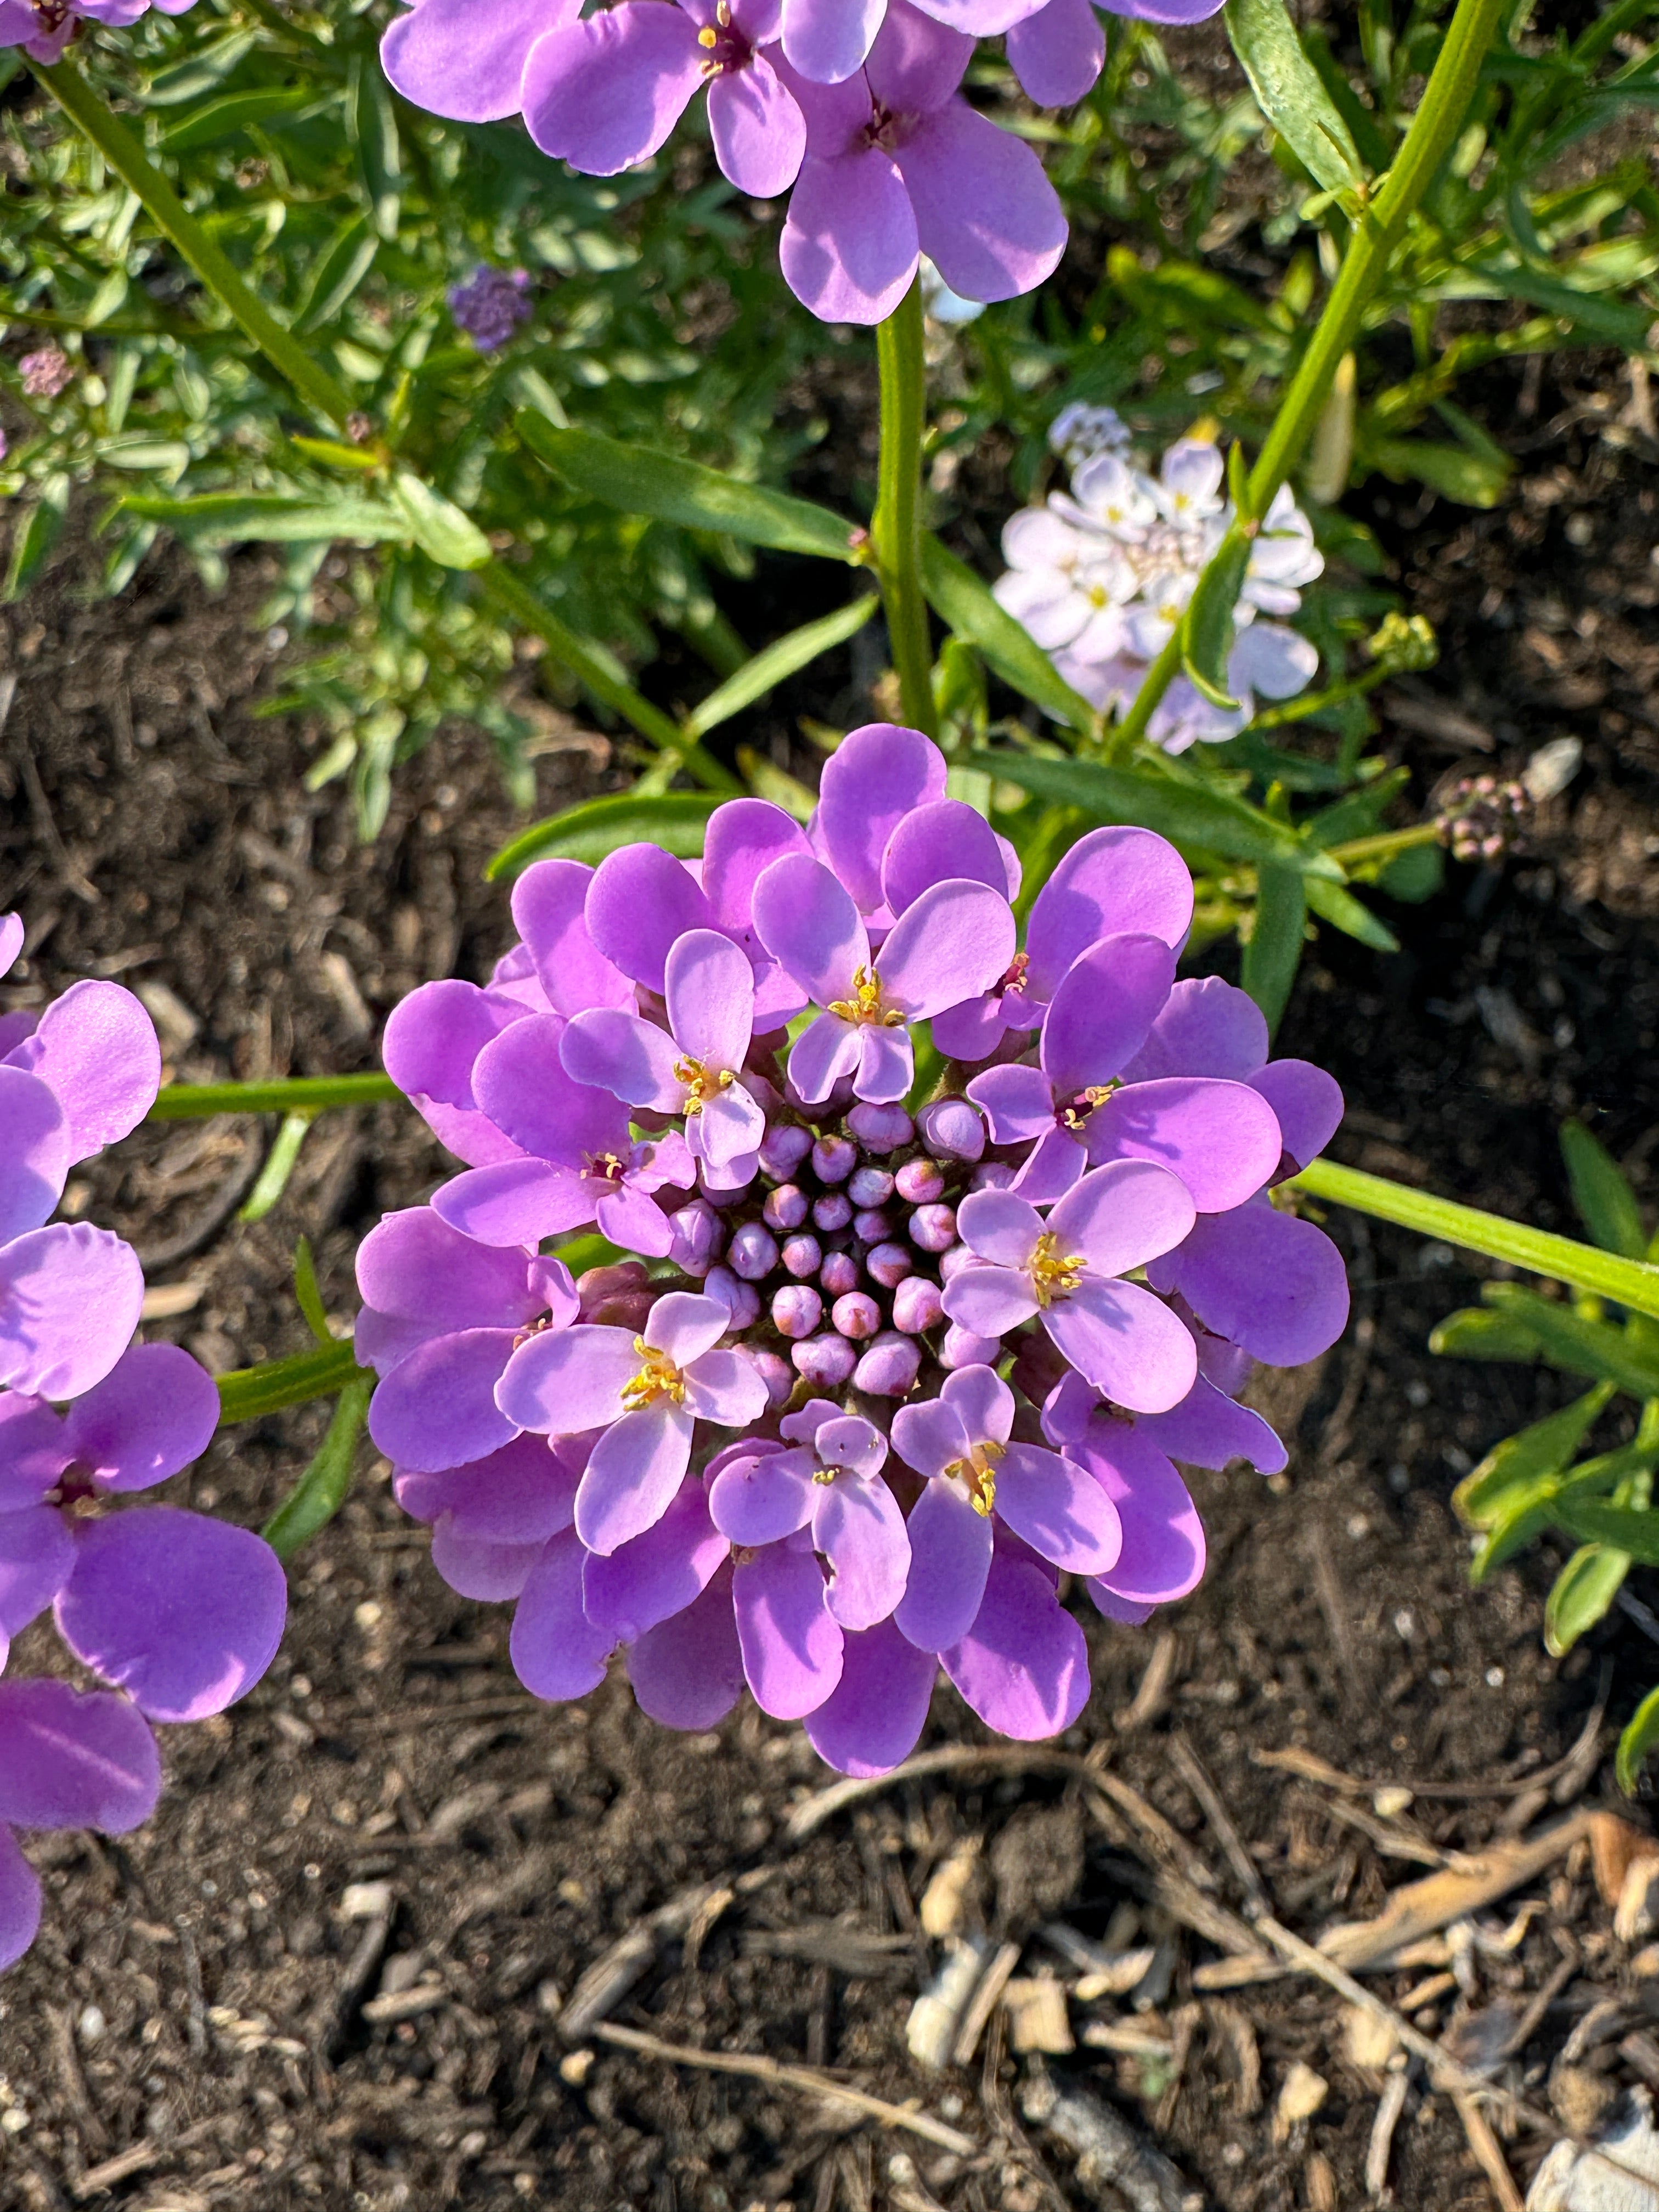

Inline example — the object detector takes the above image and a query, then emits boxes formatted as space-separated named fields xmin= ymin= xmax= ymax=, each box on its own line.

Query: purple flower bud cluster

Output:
xmin=1436 ymin=773 xmax=1528 ymax=864
xmin=365 ymin=724 xmax=1350 ymax=1776
xmin=448 ymin=265 xmax=533 ymax=352
xmin=0 ymin=913 xmax=286 ymax=1973
xmin=0 ymin=0 xmax=198 ymax=62
xmin=381 ymin=0 xmax=1218 ymax=325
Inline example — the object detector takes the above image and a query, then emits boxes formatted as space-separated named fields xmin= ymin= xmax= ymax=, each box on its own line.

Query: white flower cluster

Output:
xmin=993 ymin=436 xmax=1325 ymax=754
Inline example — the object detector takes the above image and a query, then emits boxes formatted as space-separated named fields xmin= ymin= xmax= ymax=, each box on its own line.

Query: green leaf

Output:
xmin=1545 ymin=1543 xmax=1632 ymax=1655
xmin=239 ymin=1110 xmax=314 ymax=1223
xmin=683 ymin=597 xmax=877 ymax=741
xmin=968 ymin=752 xmax=1345 ymax=879
xmin=736 ymin=748 xmax=817 ymax=822
xmin=1469 ymin=1487 xmax=1560 ymax=1582
xmin=1180 ymin=528 xmax=1251 ymax=709
xmin=1618 ymin=1682 xmax=1659 ymax=1795
xmin=217 ymin=1338 xmax=364 ymax=1424
xmin=1366 ymin=438 xmax=1512 ymax=509
xmin=292 ymin=1235 xmax=331 ymax=1347
xmin=1224 ymin=0 xmax=1366 ymax=195
xmin=294 ymin=213 xmax=379 ymax=335
xmin=142 ymin=28 xmax=259 ymax=104
xmin=1454 ymin=1383 xmax=1615 ymax=1527
xmin=515 ymin=416 xmax=856 ymax=561
xmin=261 ymin=1371 xmax=373 ymax=1562
xmin=1430 ymin=1306 xmax=1545 ymax=1361
xmin=1242 ymin=864 xmax=1307 ymax=1032
xmin=922 ymin=538 xmax=1097 ymax=736
xmin=159 ymin=87 xmax=316 ymax=152
xmin=118 ymin=490 xmax=410 ymax=546
xmin=350 ymin=58 xmax=404 ymax=241
xmin=1561 ymin=1121 xmax=1648 ymax=1261
xmin=390 ymin=473 xmax=490 ymax=571
xmin=1304 ymin=871 xmax=1400 ymax=952
xmin=1556 ymin=1496 xmax=1659 ymax=1564
xmin=486 ymin=792 xmax=721 ymax=882
xmin=1484 ymin=1284 xmax=1659 ymax=1399
xmin=1378 ymin=843 xmax=1445 ymax=902
xmin=3 ymin=474 xmax=69 ymax=603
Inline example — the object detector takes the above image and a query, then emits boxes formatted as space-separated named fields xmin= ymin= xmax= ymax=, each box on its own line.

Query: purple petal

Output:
xmin=780 ymin=146 xmax=918 ymax=325
xmin=1006 ymin=0 xmax=1103 ymax=103
xmin=382 ymin=979 xmax=527 ymax=1166
xmin=931 ymin=991 xmax=1009 ymax=1062
xmin=966 ymin=1062 xmax=1054 ymax=1145
xmin=940 ymin=1362 xmax=1014 ymax=1444
xmin=585 ymin=844 xmax=714 ymax=995
xmin=0 ymin=1065 xmax=69 ymax=1243
xmin=733 ymin=1538 xmax=842 ymax=1718
xmin=381 ymin=0 xmax=572 ymax=122
xmin=1026 ymin=827 xmax=1193 ymax=1001
xmin=0 ymin=1507 xmax=76 ymax=1639
xmin=63 ymin=1344 xmax=219 ymax=1495
xmin=709 ymin=1446 xmax=816 ymax=1545
xmin=561 ymin=1008 xmax=684 ymax=1112
xmin=510 ymin=1528 xmax=617 ymax=1701
xmin=1086 ymin=1077 xmax=1283 ymax=1214
xmin=878 ymin=878 xmax=1015 ymax=1021
xmin=1152 ymin=1201 xmax=1348 ymax=1367
xmin=1009 ymin=1124 xmax=1087 ymax=1206
xmin=666 ymin=928 xmax=754 ymax=1075
xmin=1075 ymin=1425 xmax=1206 ymax=1605
xmin=356 ymin=1205 xmax=544 ymax=1365
xmin=58 ymin=1508 xmax=286 ymax=1722
xmin=645 ymin=1289 xmax=730 ymax=1368
xmin=368 ymin=1328 xmax=520 ymax=1471
xmin=594 ymin=1180 xmax=675 ymax=1257
xmin=816 ymin=1414 xmax=889 ymax=1479
xmin=429 ymin=1158 xmax=596 ymax=1249
xmin=893 ymin=100 xmax=1066 ymax=304
xmin=882 ymin=798 xmax=1010 ymax=916
xmin=0 ymin=913 xmax=21 ymax=976
xmin=995 ymin=1443 xmax=1120 ymax=1573
xmin=473 ymin=1013 xmax=629 ymax=1166
xmin=0 ymin=1676 xmax=160 ymax=1831
xmin=753 ymin=853 xmax=868 ymax=1008
xmin=584 ymin=1475 xmax=728 ymax=1639
xmin=629 ymin=1562 xmax=744 ymax=1730
xmin=573 ymin=1401 xmax=693 ymax=1554
xmin=854 ymin=1023 xmax=914 ymax=1105
xmin=1040 ymin=934 xmax=1175 ymax=1096
xmin=804 ymin=1618 xmax=936 ymax=1776
xmin=1125 ymin=974 xmax=1265 ymax=1082
xmin=781 ymin=0 xmax=885 ymax=80
xmin=683 ymin=1347 xmax=772 ymax=1429
xmin=523 ymin=5 xmax=703 ymax=173
xmin=941 ymin=1546 xmax=1088 ymax=1740
xmin=707 ymin=50 xmax=805 ymax=195
xmin=894 ymin=1476 xmax=991 ymax=1650
xmin=10 ymin=981 xmax=159 ymax=1162
xmin=495 ymin=1322 xmax=640 ymax=1436
xmin=696 ymin=1081 xmax=766 ymax=1167
xmin=430 ymin=1523 xmax=545 ymax=1601
xmin=0 ymin=1826 xmax=42 ymax=1972
xmin=0 ymin=1396 xmax=67 ymax=1513
xmin=394 ymin=1431 xmax=580 ymax=1542
xmin=1042 ymin=1277 xmax=1198 ymax=1413
xmin=940 ymin=1262 xmax=1037 ymax=1339
xmin=1048 ymin=1158 xmax=1195 ymax=1277
xmin=1137 ymin=1373 xmax=1287 ymax=1475
xmin=0 ymin=1223 xmax=144 ymax=1401
xmin=814 ymin=1476 xmax=910 ymax=1629
xmin=1249 ymin=1059 xmax=1342 ymax=1171
xmin=864 ymin=0 xmax=972 ymax=104
xmin=815 ymin=724 xmax=947 ymax=916
xmin=955 ymin=1186 xmax=1045 ymax=1268
xmin=510 ymin=859 xmax=633 ymax=1016
xmin=787 ymin=1012 xmax=863 ymax=1106
xmin=702 ymin=798 xmax=812 ymax=933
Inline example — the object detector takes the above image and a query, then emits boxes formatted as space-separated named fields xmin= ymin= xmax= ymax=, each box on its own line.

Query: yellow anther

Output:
xmin=828 ymin=966 xmax=905 ymax=1028
xmin=1029 ymin=1231 xmax=1086 ymax=1308
xmin=697 ymin=22 xmax=718 ymax=42
xmin=673 ymin=1055 xmax=735 ymax=1115
xmin=944 ymin=1437 xmax=1004 ymax=1517
xmin=811 ymin=1465 xmax=837 ymax=1486
xmin=621 ymin=1339 xmax=686 ymax=1410
xmin=585 ymin=1150 xmax=626 ymax=1181
xmin=1059 ymin=1080 xmax=1118 ymax=1132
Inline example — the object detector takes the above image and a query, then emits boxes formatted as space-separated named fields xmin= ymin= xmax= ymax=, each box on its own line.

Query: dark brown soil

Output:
xmin=2 ymin=351 xmax=1658 ymax=2212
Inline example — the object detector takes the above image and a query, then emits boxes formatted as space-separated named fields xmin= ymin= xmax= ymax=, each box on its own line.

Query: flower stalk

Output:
xmin=873 ymin=280 xmax=938 ymax=738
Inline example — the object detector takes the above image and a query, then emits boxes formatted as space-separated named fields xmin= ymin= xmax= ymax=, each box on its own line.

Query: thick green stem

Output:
xmin=873 ymin=282 xmax=936 ymax=737
xmin=1290 ymin=1157 xmax=1659 ymax=1320
xmin=148 ymin=1073 xmax=400 ymax=1120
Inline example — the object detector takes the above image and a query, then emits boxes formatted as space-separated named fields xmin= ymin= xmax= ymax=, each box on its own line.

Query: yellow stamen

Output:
xmin=828 ymin=965 xmax=905 ymax=1028
xmin=1059 ymin=1080 xmax=1118 ymax=1132
xmin=673 ymin=1055 xmax=735 ymax=1116
xmin=621 ymin=1338 xmax=686 ymax=1410
xmin=1029 ymin=1231 xmax=1086 ymax=1308
xmin=944 ymin=1438 xmax=1005 ymax=1517
xmin=697 ymin=21 xmax=718 ymax=42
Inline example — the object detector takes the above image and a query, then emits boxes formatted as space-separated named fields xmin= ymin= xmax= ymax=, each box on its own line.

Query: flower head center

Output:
xmin=828 ymin=966 xmax=904 ymax=1028
xmin=1029 ymin=1231 xmax=1086 ymax=1308
xmin=45 ymin=1459 xmax=98 ymax=1514
xmin=943 ymin=1438 xmax=1004 ymax=1516
xmin=674 ymin=1055 xmax=735 ymax=1115
xmin=696 ymin=2 xmax=751 ymax=74
xmin=1059 ymin=1080 xmax=1117 ymax=1132
xmin=999 ymin=950 xmax=1030 ymax=998
xmin=585 ymin=1150 xmax=627 ymax=1186
xmin=621 ymin=1339 xmax=686 ymax=1411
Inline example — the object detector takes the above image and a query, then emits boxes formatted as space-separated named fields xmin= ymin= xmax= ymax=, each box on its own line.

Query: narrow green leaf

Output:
xmin=1483 ymin=1284 xmax=1659 ymax=1398
xmin=1304 ymin=871 xmax=1400 ymax=952
xmin=1430 ymin=1306 xmax=1544 ymax=1361
xmin=239 ymin=1110 xmax=313 ymax=1223
xmin=1556 ymin=1496 xmax=1659 ymax=1563
xmin=1367 ymin=437 xmax=1512 ymax=508
xmin=737 ymin=748 xmax=817 ymax=822
xmin=553 ymin=1232 xmax=629 ymax=1276
xmin=1224 ymin=0 xmax=1366 ymax=194
xmin=295 ymin=213 xmax=378 ymax=335
xmin=217 ymin=1338 xmax=364 ymax=1424
xmin=921 ymin=538 xmax=1097 ymax=735
xmin=3 ymin=474 xmax=69 ymax=604
xmin=1561 ymin=1121 xmax=1648 ymax=1261
xmin=390 ymin=473 xmax=490 ymax=571
xmin=149 ymin=1073 xmax=399 ymax=1119
xmin=1453 ymin=1383 xmax=1614 ymax=1526
xmin=292 ymin=1236 xmax=331 ymax=1347
xmin=486 ymin=792 xmax=720 ymax=882
xmin=351 ymin=59 xmax=403 ymax=241
xmin=1242 ymin=863 xmax=1307 ymax=1032
xmin=1470 ymin=1488 xmax=1560 ymax=1582
xmin=1544 ymin=1544 xmax=1631 ymax=1655
xmin=1180 ymin=530 xmax=1251 ymax=708
xmin=515 ymin=416 xmax=857 ymax=561
xmin=118 ymin=490 xmax=409 ymax=546
xmin=684 ymin=597 xmax=878 ymax=741
xmin=261 ymin=1372 xmax=373 ymax=1562
xmin=142 ymin=28 xmax=259 ymax=104
xmin=1618 ymin=1682 xmax=1659 ymax=1795
xmin=159 ymin=87 xmax=315 ymax=151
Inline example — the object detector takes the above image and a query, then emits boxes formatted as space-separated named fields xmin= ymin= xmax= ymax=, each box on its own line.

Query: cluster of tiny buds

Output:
xmin=1367 ymin=610 xmax=1438 ymax=675
xmin=1436 ymin=773 xmax=1528 ymax=863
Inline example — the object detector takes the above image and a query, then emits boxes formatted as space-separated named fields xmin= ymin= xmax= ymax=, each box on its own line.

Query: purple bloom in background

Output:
xmin=449 ymin=265 xmax=533 ymax=351
xmin=16 ymin=344 xmax=73 ymax=398
xmin=368 ymin=726 xmax=1346 ymax=1774
xmin=0 ymin=0 xmax=195 ymax=60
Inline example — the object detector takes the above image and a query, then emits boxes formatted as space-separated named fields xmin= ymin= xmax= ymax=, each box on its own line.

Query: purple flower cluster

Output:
xmin=448 ymin=265 xmax=534 ymax=352
xmin=381 ymin=0 xmax=1218 ymax=323
xmin=0 ymin=915 xmax=286 ymax=1971
xmin=0 ymin=0 xmax=195 ymax=60
xmin=365 ymin=724 xmax=1348 ymax=1775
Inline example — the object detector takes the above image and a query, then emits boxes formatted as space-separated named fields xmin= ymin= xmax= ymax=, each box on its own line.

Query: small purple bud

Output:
xmin=704 ymin=1266 xmax=761 ymax=1332
xmin=969 ymin=1162 xmax=1015 ymax=1193
xmin=917 ymin=1097 xmax=986 ymax=1165
xmin=819 ymin=1249 xmax=860 ymax=1298
xmin=853 ymin=1331 xmax=922 ymax=1397
xmin=909 ymin=1203 xmax=957 ymax=1253
xmin=759 ymin=1123 xmax=812 ymax=1179
xmin=728 ymin=1221 xmax=780 ymax=1282
xmin=771 ymin=1284 xmax=823 ymax=1339
xmin=832 ymin=1291 xmax=882 ymax=1340
xmin=866 ymin=1242 xmax=911 ymax=1290
xmin=891 ymin=1276 xmax=945 ymax=1335
xmin=847 ymin=1102 xmax=913 ymax=1152
xmin=668 ymin=1198 xmax=723 ymax=1277
xmin=763 ymin=1182 xmax=810 ymax=1232
xmin=940 ymin=1322 xmax=1003 ymax=1370
xmin=847 ymin=1165 xmax=894 ymax=1208
xmin=938 ymin=1242 xmax=976 ymax=1284
xmin=748 ymin=1347 xmax=795 ymax=1407
xmin=813 ymin=1192 xmax=853 ymax=1233
xmin=781 ymin=1233 xmax=823 ymax=1279
xmin=792 ymin=1332 xmax=858 ymax=1388
xmin=853 ymin=1207 xmax=891 ymax=1243
xmin=895 ymin=1158 xmax=946 ymax=1205
xmin=812 ymin=1136 xmax=856 ymax=1185
xmin=448 ymin=266 xmax=532 ymax=351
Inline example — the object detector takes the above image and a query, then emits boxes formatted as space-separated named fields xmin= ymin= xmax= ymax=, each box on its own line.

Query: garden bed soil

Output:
xmin=1 ymin=347 xmax=1658 ymax=2212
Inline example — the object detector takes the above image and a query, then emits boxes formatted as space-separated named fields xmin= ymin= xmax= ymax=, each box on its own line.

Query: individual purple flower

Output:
xmin=524 ymin=0 xmax=806 ymax=196
xmin=890 ymin=1363 xmax=1119 ymax=1652
xmin=0 ymin=1344 xmax=286 ymax=1721
xmin=943 ymin=1160 xmax=1198 ymax=1410
xmin=0 ymin=1678 xmax=160 ymax=1972
xmin=449 ymin=265 xmax=533 ymax=351
xmin=497 ymin=1290 xmax=770 ymax=1554
xmin=776 ymin=1 xmax=1066 ymax=323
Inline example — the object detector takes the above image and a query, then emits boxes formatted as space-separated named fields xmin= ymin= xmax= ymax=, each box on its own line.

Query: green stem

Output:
xmin=30 ymin=54 xmax=357 ymax=433
xmin=1289 ymin=1157 xmax=1659 ymax=1320
xmin=261 ymin=1371 xmax=374 ymax=1561
xmin=217 ymin=1337 xmax=366 ymax=1423
xmin=148 ymin=1073 xmax=399 ymax=1120
xmin=873 ymin=281 xmax=936 ymax=738
xmin=1254 ymin=659 xmax=1396 ymax=730
xmin=1323 ymin=821 xmax=1442 ymax=870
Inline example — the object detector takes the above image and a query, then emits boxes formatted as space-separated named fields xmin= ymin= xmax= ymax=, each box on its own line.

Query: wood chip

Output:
xmin=1365 ymin=2069 xmax=1409 ymax=2199
xmin=1453 ymin=2089 xmax=1524 ymax=2212
xmin=1002 ymin=1978 xmax=1074 ymax=2056
xmin=1592 ymin=1815 xmax=1659 ymax=1908
xmin=1345 ymin=2005 xmax=1401 ymax=2072
xmin=1319 ymin=1814 xmax=1594 ymax=1972
xmin=918 ymin=1839 xmax=980 ymax=1939
xmin=360 ymin=1982 xmax=448 ymax=2025
xmin=950 ymin=1941 xmax=1021 ymax=2067
xmin=1273 ymin=2061 xmax=1329 ymax=2143
xmin=1114 ymin=1629 xmax=1179 ymax=1733
xmin=1018 ymin=2068 xmax=1191 ymax=2212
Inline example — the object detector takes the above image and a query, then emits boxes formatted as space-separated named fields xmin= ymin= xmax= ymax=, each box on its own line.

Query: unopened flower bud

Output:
xmin=759 ymin=1123 xmax=812 ymax=1179
xmin=909 ymin=1203 xmax=956 ymax=1252
xmin=917 ymin=1097 xmax=985 ymax=1165
xmin=895 ymin=1157 xmax=946 ymax=1204
xmin=771 ymin=1284 xmax=823 ymax=1339
xmin=938 ymin=1242 xmax=976 ymax=1284
xmin=812 ymin=1135 xmax=857 ymax=1184
xmin=763 ymin=1182 xmax=809 ymax=1231
xmin=747 ymin=1347 xmax=795 ymax=1407
xmin=853 ymin=1207 xmax=891 ymax=1242
xmin=969 ymin=1162 xmax=1014 ymax=1193
xmin=704 ymin=1266 xmax=760 ymax=1331
xmin=792 ymin=1332 xmax=857 ymax=1387
xmin=577 ymin=1260 xmax=650 ymax=1309
xmin=940 ymin=1322 xmax=1002 ymax=1370
xmin=853 ymin=1331 xmax=921 ymax=1397
xmin=832 ymin=1292 xmax=882 ymax=1340
xmin=865 ymin=1242 xmax=911 ymax=1289
xmin=847 ymin=1103 xmax=913 ymax=1153
xmin=847 ymin=1165 xmax=894 ymax=1207
xmin=585 ymin=1291 xmax=654 ymax=1331
xmin=727 ymin=1222 xmax=780 ymax=1282
xmin=813 ymin=1192 xmax=853 ymax=1233
xmin=781 ymin=1233 xmax=822 ymax=1279
xmin=668 ymin=1198 xmax=723 ymax=1277
xmin=891 ymin=1277 xmax=944 ymax=1334
xmin=819 ymin=1249 xmax=860 ymax=1297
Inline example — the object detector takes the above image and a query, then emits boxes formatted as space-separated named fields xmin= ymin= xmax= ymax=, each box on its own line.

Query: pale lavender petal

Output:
xmin=733 ymin=1538 xmax=842 ymax=1718
xmin=1076 ymin=1425 xmax=1206 ymax=1604
xmin=816 ymin=1414 xmax=889 ymax=1479
xmin=864 ymin=0 xmax=971 ymax=104
xmin=0 ymin=1507 xmax=76 ymax=1638
xmin=0 ymin=1827 xmax=41 ymax=1971
xmin=890 ymin=1395 xmax=970 ymax=1480
xmin=381 ymin=0 xmax=572 ymax=122
xmin=369 ymin=1328 xmax=520 ymax=1472
xmin=0 ymin=1396 xmax=66 ymax=1512
xmin=930 ymin=991 xmax=1009 ymax=1062
xmin=510 ymin=1528 xmax=616 ymax=1701
xmin=0 ymin=1677 xmax=160 ymax=1831
xmin=941 ymin=1547 xmax=1088 ymax=1739
xmin=430 ymin=1158 xmax=596 ymax=1249
xmin=573 ymin=1401 xmax=693 ymax=1554
xmin=893 ymin=101 xmax=1066 ymax=306
xmin=585 ymin=844 xmax=714 ymax=994
xmin=781 ymin=147 xmax=917 ymax=324
xmin=510 ymin=859 xmax=633 ymax=1015
xmin=878 ymin=878 xmax=1015 ymax=1021
xmin=940 ymin=1262 xmax=1037 ymax=1339
xmin=0 ymin=1224 xmax=143 ymax=1401
xmin=473 ymin=1014 xmax=630 ymax=1166
xmin=683 ymin=1348 xmax=772 ymax=1428
xmin=522 ymin=5 xmax=703 ymax=173
xmin=882 ymin=799 xmax=1009 ymax=916
xmin=815 ymin=1476 xmax=910 ymax=1630
xmin=595 ymin=1181 xmax=675 ymax=1257
xmin=781 ymin=0 xmax=885 ymax=84
xmin=701 ymin=799 xmax=812 ymax=934
xmin=1137 ymin=1374 xmax=1286 ymax=1475
xmin=11 ymin=981 xmax=159 ymax=1161
xmin=1125 ymin=974 xmax=1265 ymax=1082
xmin=639 ymin=1291 xmax=724 ymax=1368
xmin=709 ymin=1447 xmax=816 ymax=1544
xmin=696 ymin=1082 xmax=766 ymax=1167
xmin=1040 ymin=934 xmax=1175 ymax=1096
xmin=63 ymin=1344 xmax=219 ymax=1495
xmin=629 ymin=1564 xmax=744 ymax=1730
xmin=955 ymin=1186 xmax=1043 ymax=1267
xmin=1092 ymin=1589 xmax=1156 ymax=1625
xmin=788 ymin=1012 xmax=862 ymax=1105
xmin=0 ymin=913 xmax=21 ymax=977
xmin=1026 ymin=827 xmax=1193 ymax=1000
xmin=356 ymin=1204 xmax=544 ymax=1363
xmin=561 ymin=1008 xmax=684 ymax=1112
xmin=382 ymin=979 xmax=526 ymax=1166
xmin=940 ymin=1362 xmax=1014 ymax=1444
xmin=495 ymin=1323 xmax=639 ymax=1436
xmin=1042 ymin=1277 xmax=1197 ymax=1413
xmin=965 ymin=1062 xmax=1054 ymax=1145
xmin=583 ymin=1476 xmax=727 ymax=1639
xmin=58 ymin=1509 xmax=286 ymax=1722
xmin=0 ymin=1065 xmax=69 ymax=1243
xmin=752 ymin=853 xmax=868 ymax=1007
xmin=893 ymin=1477 xmax=990 ymax=1651
xmin=1008 ymin=1124 xmax=1087 ymax=1206
xmin=430 ymin=1522 xmax=544 ymax=1601
xmin=707 ymin=50 xmax=805 ymax=195
xmin=1085 ymin=1077 xmax=1283 ymax=1214
xmin=395 ymin=1431 xmax=579 ymax=1542
xmin=666 ymin=928 xmax=754 ymax=1074
xmin=1047 ymin=1158 xmax=1195 ymax=1277
xmin=854 ymin=1023 xmax=913 ymax=1104
xmin=1006 ymin=0 xmax=1103 ymax=103
xmin=996 ymin=1443 xmax=1120 ymax=1573
xmin=1249 ymin=1059 xmax=1342 ymax=1170
xmin=1152 ymin=1202 xmax=1348 ymax=1367
xmin=803 ymin=1619 xmax=936 ymax=1777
